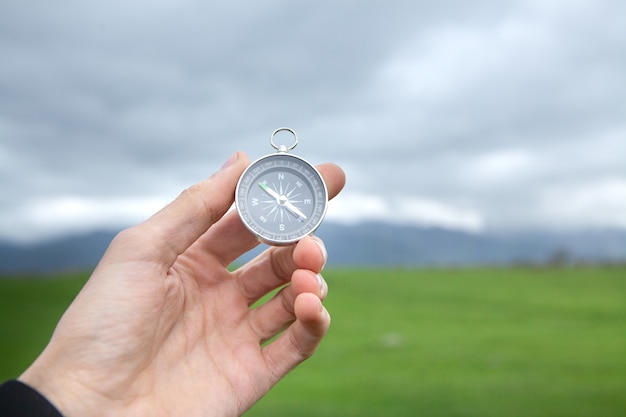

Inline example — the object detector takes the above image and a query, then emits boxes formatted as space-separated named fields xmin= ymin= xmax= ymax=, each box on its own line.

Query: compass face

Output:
xmin=235 ymin=153 xmax=328 ymax=245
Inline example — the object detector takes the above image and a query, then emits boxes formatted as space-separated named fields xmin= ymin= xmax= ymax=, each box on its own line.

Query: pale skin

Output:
xmin=19 ymin=151 xmax=346 ymax=417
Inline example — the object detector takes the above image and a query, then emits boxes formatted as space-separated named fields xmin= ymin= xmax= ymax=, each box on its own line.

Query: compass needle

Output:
xmin=259 ymin=182 xmax=280 ymax=201
xmin=285 ymin=201 xmax=308 ymax=220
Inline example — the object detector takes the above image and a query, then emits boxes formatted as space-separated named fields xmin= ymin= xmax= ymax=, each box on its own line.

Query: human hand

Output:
xmin=19 ymin=151 xmax=346 ymax=417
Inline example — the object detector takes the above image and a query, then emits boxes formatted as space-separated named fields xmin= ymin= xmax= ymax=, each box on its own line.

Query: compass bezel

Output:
xmin=235 ymin=152 xmax=328 ymax=246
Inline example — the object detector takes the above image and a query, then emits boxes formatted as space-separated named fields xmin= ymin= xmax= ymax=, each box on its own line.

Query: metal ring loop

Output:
xmin=270 ymin=127 xmax=298 ymax=151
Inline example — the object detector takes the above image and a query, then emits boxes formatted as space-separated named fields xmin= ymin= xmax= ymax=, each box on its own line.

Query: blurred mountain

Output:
xmin=0 ymin=231 xmax=114 ymax=275
xmin=316 ymin=222 xmax=626 ymax=267
xmin=1 ymin=222 xmax=626 ymax=274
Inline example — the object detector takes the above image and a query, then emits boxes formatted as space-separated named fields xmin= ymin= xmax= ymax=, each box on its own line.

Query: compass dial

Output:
xmin=236 ymin=153 xmax=328 ymax=245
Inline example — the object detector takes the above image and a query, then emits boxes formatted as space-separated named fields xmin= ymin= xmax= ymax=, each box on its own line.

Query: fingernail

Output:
xmin=311 ymin=235 xmax=327 ymax=268
xmin=317 ymin=273 xmax=327 ymax=297
xmin=220 ymin=152 xmax=239 ymax=171
xmin=320 ymin=303 xmax=331 ymax=321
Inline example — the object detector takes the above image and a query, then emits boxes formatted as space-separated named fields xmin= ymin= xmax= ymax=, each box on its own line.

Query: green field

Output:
xmin=1 ymin=267 xmax=625 ymax=416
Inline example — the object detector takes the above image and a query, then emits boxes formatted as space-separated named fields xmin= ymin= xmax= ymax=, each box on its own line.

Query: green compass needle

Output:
xmin=259 ymin=181 xmax=280 ymax=200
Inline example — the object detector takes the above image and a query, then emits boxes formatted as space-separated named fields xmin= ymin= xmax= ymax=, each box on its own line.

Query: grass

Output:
xmin=1 ymin=267 xmax=624 ymax=416
xmin=248 ymin=267 xmax=626 ymax=417
xmin=0 ymin=272 xmax=89 ymax=379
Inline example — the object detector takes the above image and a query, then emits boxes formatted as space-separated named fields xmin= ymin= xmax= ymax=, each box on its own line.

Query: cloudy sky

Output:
xmin=1 ymin=0 xmax=625 ymax=243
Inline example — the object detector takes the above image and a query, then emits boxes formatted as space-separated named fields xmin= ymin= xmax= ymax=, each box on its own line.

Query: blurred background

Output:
xmin=1 ymin=1 xmax=625 ymax=415
xmin=1 ymin=0 xmax=625 ymax=244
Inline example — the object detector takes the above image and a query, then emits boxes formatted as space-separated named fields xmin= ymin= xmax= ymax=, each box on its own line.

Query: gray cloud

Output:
xmin=1 ymin=0 xmax=625 ymax=241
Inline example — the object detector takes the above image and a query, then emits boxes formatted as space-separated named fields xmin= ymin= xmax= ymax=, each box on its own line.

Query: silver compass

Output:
xmin=235 ymin=128 xmax=328 ymax=245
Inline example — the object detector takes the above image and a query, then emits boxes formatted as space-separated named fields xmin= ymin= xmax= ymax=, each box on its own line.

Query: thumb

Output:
xmin=108 ymin=151 xmax=250 ymax=266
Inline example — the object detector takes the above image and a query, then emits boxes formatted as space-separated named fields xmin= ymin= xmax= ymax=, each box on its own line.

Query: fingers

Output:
xmin=263 ymin=292 xmax=331 ymax=385
xmin=234 ymin=236 xmax=327 ymax=304
xmin=223 ymin=162 xmax=344 ymax=300
xmin=201 ymin=162 xmax=346 ymax=267
xmin=249 ymin=269 xmax=328 ymax=343
xmin=106 ymin=152 xmax=250 ymax=266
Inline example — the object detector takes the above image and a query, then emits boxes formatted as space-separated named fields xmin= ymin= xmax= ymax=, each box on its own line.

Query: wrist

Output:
xmin=19 ymin=352 xmax=97 ymax=417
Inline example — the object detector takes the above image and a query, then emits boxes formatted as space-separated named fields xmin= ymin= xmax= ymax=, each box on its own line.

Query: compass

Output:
xmin=235 ymin=128 xmax=328 ymax=245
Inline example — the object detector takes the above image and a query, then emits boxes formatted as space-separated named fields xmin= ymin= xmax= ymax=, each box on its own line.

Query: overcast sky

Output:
xmin=1 ymin=0 xmax=625 ymax=243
